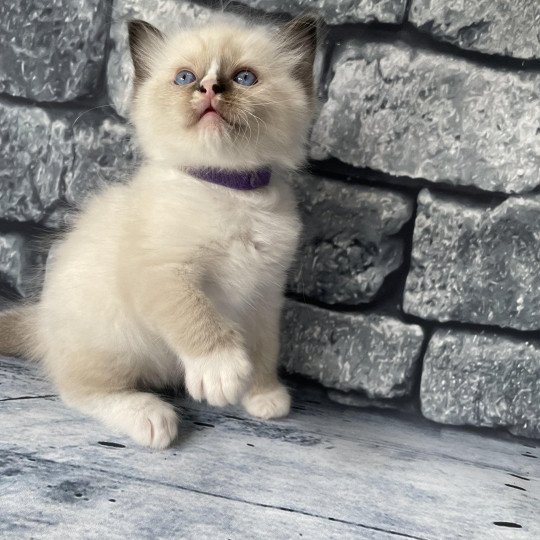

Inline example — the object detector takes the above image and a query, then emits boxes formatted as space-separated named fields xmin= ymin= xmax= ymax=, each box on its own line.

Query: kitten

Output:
xmin=0 ymin=14 xmax=317 ymax=448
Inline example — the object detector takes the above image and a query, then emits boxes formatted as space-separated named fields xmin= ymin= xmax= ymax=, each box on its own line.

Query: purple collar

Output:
xmin=188 ymin=167 xmax=271 ymax=190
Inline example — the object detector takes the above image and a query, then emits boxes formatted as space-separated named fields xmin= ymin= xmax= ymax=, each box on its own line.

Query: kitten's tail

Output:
xmin=0 ymin=305 xmax=39 ymax=359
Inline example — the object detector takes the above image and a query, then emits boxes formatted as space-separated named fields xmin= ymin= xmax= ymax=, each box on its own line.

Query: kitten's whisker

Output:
xmin=234 ymin=110 xmax=252 ymax=145
xmin=72 ymin=104 xmax=115 ymax=127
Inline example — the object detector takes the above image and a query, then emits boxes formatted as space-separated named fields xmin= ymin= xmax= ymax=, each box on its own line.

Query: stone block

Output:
xmin=421 ymin=329 xmax=540 ymax=439
xmin=327 ymin=389 xmax=414 ymax=412
xmin=0 ymin=0 xmax=109 ymax=101
xmin=287 ymin=172 xmax=413 ymax=304
xmin=0 ymin=100 xmax=136 ymax=226
xmin=310 ymin=42 xmax=540 ymax=193
xmin=236 ymin=0 xmax=407 ymax=25
xmin=409 ymin=0 xmax=540 ymax=60
xmin=281 ymin=300 xmax=424 ymax=398
xmin=404 ymin=189 xmax=540 ymax=331
xmin=0 ymin=101 xmax=70 ymax=224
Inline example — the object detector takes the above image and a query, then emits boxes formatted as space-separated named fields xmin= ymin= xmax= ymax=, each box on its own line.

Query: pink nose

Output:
xmin=198 ymin=79 xmax=224 ymax=98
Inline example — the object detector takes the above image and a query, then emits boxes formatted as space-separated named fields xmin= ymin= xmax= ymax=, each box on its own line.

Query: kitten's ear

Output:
xmin=279 ymin=14 xmax=319 ymax=95
xmin=128 ymin=19 xmax=164 ymax=85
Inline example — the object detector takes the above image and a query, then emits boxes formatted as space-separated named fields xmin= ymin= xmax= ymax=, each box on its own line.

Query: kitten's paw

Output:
xmin=130 ymin=397 xmax=178 ymax=449
xmin=243 ymin=384 xmax=291 ymax=419
xmin=184 ymin=347 xmax=253 ymax=407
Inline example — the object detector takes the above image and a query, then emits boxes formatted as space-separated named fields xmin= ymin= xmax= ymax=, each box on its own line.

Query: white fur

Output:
xmin=201 ymin=58 xmax=220 ymax=85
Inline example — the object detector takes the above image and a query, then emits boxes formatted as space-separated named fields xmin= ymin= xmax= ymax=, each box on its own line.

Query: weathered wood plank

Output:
xmin=0 ymin=356 xmax=538 ymax=539
xmin=1 ymin=450 xmax=386 ymax=540
xmin=188 ymin=392 xmax=538 ymax=476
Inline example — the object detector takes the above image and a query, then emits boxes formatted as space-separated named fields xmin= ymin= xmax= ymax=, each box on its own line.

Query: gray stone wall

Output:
xmin=1 ymin=0 xmax=539 ymax=439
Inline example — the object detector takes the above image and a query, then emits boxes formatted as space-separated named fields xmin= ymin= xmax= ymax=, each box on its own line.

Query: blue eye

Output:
xmin=233 ymin=70 xmax=257 ymax=86
xmin=174 ymin=70 xmax=196 ymax=85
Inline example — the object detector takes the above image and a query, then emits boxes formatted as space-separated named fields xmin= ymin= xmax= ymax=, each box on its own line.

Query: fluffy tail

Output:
xmin=0 ymin=305 xmax=38 ymax=359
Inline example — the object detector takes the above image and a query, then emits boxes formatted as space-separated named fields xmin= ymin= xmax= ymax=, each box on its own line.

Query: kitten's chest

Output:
xmin=207 ymin=197 xmax=300 ymax=309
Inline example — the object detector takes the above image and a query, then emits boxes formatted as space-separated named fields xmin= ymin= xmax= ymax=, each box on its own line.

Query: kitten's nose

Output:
xmin=198 ymin=79 xmax=225 ymax=97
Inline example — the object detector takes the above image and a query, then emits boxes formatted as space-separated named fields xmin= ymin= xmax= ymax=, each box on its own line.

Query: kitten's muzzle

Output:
xmin=196 ymin=100 xmax=229 ymax=126
xmin=195 ymin=79 xmax=229 ymax=125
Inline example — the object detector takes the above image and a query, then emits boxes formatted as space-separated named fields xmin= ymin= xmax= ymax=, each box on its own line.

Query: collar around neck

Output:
xmin=187 ymin=167 xmax=271 ymax=190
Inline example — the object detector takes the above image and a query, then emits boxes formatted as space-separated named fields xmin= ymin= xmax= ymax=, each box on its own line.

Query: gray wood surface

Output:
xmin=0 ymin=356 xmax=538 ymax=539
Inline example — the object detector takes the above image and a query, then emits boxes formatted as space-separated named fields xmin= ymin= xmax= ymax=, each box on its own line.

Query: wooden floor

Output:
xmin=0 ymin=356 xmax=538 ymax=539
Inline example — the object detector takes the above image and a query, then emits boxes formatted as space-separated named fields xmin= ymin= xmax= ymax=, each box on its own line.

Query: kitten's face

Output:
xmin=129 ymin=16 xmax=317 ymax=169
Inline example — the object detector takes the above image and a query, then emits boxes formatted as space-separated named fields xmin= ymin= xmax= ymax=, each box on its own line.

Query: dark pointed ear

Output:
xmin=128 ymin=19 xmax=164 ymax=85
xmin=278 ymin=14 xmax=319 ymax=95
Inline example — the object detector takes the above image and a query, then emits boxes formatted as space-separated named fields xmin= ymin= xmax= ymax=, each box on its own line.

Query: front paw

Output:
xmin=183 ymin=347 xmax=253 ymax=407
xmin=243 ymin=384 xmax=291 ymax=419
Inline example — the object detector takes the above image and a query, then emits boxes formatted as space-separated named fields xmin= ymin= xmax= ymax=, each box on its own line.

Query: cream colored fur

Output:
xmin=1 ymin=14 xmax=316 ymax=448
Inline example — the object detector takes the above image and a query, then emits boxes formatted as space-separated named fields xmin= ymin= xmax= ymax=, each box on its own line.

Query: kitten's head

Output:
xmin=128 ymin=14 xmax=318 ymax=170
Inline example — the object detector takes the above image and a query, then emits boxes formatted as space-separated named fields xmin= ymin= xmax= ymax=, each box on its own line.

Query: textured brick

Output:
xmin=281 ymin=300 xmax=424 ymax=398
xmin=237 ymin=0 xmax=407 ymax=25
xmin=421 ymin=329 xmax=540 ymax=439
xmin=287 ymin=172 xmax=413 ymax=304
xmin=107 ymin=0 xmax=213 ymax=117
xmin=409 ymin=0 xmax=540 ymax=60
xmin=0 ymin=0 xmax=109 ymax=101
xmin=0 ymin=100 xmax=135 ymax=226
xmin=0 ymin=101 xmax=70 ymax=224
xmin=327 ymin=389 xmax=412 ymax=411
xmin=311 ymin=42 xmax=540 ymax=193
xmin=404 ymin=189 xmax=540 ymax=331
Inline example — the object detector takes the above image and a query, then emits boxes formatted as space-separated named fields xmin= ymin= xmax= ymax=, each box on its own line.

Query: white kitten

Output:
xmin=0 ymin=14 xmax=317 ymax=448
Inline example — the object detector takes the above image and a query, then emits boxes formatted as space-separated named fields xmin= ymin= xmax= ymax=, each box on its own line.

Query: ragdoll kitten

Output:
xmin=0 ymin=14 xmax=317 ymax=448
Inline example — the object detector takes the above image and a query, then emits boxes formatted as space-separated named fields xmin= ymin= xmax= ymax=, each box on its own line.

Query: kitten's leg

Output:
xmin=61 ymin=386 xmax=179 ymax=449
xmin=46 ymin=349 xmax=178 ymax=449
xmin=242 ymin=301 xmax=291 ymax=419
xmin=134 ymin=266 xmax=252 ymax=406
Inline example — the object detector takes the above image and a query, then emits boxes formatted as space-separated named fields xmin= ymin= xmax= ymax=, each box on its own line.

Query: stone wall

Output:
xmin=1 ymin=0 xmax=539 ymax=439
